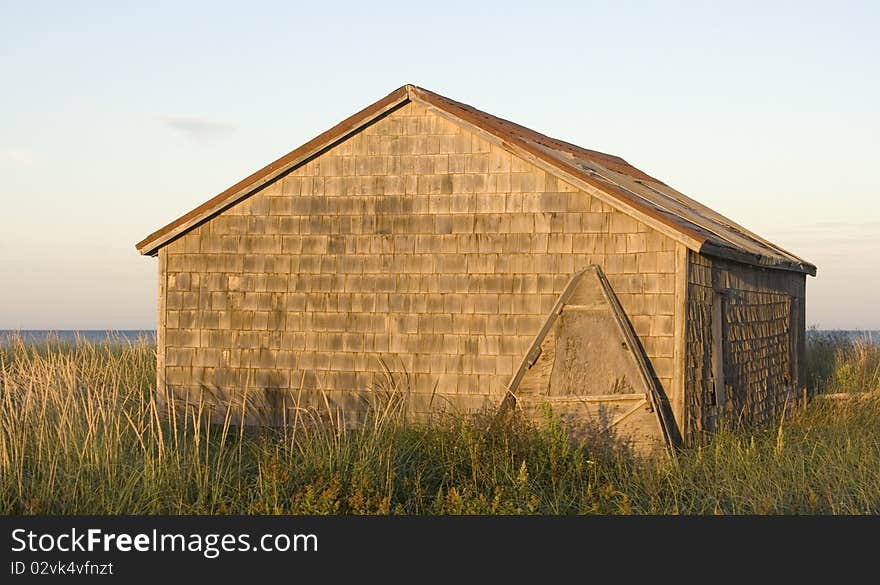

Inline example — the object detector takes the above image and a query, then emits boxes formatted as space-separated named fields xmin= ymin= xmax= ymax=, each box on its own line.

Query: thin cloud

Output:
xmin=160 ymin=116 xmax=237 ymax=141
xmin=803 ymin=220 xmax=880 ymax=231
xmin=767 ymin=220 xmax=880 ymax=242
xmin=0 ymin=148 xmax=34 ymax=164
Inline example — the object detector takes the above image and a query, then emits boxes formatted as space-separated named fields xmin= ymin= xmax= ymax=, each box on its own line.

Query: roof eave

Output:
xmin=135 ymin=85 xmax=413 ymax=256
xmin=406 ymin=86 xmax=711 ymax=254
xmin=136 ymin=83 xmax=818 ymax=279
xmin=408 ymin=85 xmax=817 ymax=278
xmin=699 ymin=241 xmax=817 ymax=276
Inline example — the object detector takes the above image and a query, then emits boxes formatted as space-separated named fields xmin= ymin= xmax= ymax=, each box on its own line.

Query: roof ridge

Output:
xmin=406 ymin=85 xmax=814 ymax=275
xmin=408 ymin=85 xmax=646 ymax=175
xmin=135 ymin=84 xmax=815 ymax=276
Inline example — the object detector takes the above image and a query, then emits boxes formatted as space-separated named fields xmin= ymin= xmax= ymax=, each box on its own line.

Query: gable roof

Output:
xmin=136 ymin=84 xmax=816 ymax=276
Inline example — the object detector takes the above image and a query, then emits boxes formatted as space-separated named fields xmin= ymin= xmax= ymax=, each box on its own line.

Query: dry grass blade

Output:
xmin=1 ymin=333 xmax=879 ymax=514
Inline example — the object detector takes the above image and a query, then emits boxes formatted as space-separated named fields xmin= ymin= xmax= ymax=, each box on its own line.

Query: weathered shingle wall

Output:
xmin=685 ymin=251 xmax=805 ymax=443
xmin=685 ymin=252 xmax=714 ymax=442
xmin=159 ymin=102 xmax=681 ymax=422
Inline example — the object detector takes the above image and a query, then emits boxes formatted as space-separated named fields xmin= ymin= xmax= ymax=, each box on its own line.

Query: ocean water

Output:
xmin=0 ymin=329 xmax=877 ymax=346
xmin=0 ymin=330 xmax=156 ymax=346
xmin=806 ymin=329 xmax=879 ymax=344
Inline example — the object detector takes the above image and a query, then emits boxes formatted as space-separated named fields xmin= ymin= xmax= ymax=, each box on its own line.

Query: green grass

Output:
xmin=1 ymin=332 xmax=879 ymax=514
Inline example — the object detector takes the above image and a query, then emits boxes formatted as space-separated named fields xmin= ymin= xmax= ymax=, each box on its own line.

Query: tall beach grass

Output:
xmin=1 ymin=332 xmax=879 ymax=514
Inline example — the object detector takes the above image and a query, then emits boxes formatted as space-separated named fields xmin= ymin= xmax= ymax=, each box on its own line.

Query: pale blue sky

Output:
xmin=1 ymin=0 xmax=877 ymax=329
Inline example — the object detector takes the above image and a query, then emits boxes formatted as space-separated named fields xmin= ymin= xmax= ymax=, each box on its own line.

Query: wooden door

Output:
xmin=506 ymin=266 xmax=676 ymax=457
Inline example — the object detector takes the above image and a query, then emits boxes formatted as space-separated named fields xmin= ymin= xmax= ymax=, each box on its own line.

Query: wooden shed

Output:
xmin=136 ymin=84 xmax=816 ymax=453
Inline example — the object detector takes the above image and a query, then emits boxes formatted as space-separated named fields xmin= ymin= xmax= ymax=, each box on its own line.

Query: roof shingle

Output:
xmin=136 ymin=84 xmax=815 ymax=276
